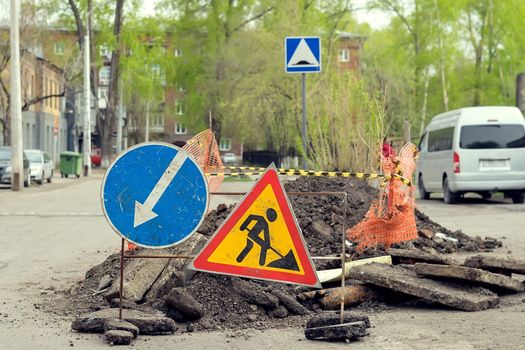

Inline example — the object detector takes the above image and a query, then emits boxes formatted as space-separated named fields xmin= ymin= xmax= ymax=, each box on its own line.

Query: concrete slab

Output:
xmin=72 ymin=308 xmax=177 ymax=335
xmin=105 ymin=329 xmax=134 ymax=345
xmin=349 ymin=263 xmax=499 ymax=311
xmin=388 ymin=248 xmax=456 ymax=265
xmin=145 ymin=233 xmax=207 ymax=300
xmin=464 ymin=255 xmax=525 ymax=275
xmin=103 ymin=319 xmax=139 ymax=337
xmin=105 ymin=233 xmax=207 ymax=303
xmin=304 ymin=321 xmax=368 ymax=341
xmin=414 ymin=263 xmax=525 ymax=292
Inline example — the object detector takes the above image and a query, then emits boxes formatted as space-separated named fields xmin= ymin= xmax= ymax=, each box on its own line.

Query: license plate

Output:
xmin=480 ymin=159 xmax=510 ymax=169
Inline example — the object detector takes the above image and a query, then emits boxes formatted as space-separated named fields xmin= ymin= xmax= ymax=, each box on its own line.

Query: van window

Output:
xmin=460 ymin=124 xmax=525 ymax=149
xmin=428 ymin=127 xmax=454 ymax=152
xmin=418 ymin=133 xmax=428 ymax=152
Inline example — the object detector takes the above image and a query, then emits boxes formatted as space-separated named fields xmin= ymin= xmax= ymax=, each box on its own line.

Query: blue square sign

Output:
xmin=285 ymin=37 xmax=321 ymax=73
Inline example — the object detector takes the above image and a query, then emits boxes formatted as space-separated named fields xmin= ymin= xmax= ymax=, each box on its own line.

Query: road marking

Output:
xmin=133 ymin=151 xmax=187 ymax=228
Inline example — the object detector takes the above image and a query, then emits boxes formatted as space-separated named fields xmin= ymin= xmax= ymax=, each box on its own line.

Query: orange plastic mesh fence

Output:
xmin=182 ymin=129 xmax=224 ymax=192
xmin=346 ymin=143 xmax=419 ymax=252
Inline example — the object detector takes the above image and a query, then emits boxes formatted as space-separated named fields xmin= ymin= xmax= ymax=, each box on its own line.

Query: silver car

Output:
xmin=25 ymin=149 xmax=54 ymax=185
xmin=0 ymin=146 xmax=31 ymax=187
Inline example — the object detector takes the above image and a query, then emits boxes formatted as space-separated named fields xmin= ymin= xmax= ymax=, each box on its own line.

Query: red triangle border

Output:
xmin=191 ymin=167 xmax=320 ymax=287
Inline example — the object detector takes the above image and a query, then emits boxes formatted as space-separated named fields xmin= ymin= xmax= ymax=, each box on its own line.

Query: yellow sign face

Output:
xmin=190 ymin=167 xmax=320 ymax=287
xmin=207 ymin=184 xmax=304 ymax=275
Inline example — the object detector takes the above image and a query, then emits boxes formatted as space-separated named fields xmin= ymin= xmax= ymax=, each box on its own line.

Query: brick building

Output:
xmin=0 ymin=47 xmax=68 ymax=160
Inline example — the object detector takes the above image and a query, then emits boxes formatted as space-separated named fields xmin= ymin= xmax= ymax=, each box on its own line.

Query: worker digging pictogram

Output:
xmin=236 ymin=208 xmax=300 ymax=271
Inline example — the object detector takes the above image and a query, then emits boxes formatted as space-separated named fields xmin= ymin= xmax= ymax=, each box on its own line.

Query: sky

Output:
xmin=0 ymin=1 xmax=391 ymax=30
xmin=140 ymin=0 xmax=391 ymax=30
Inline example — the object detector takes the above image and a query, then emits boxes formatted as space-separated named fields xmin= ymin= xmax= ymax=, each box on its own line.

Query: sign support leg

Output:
xmin=301 ymin=73 xmax=307 ymax=170
xmin=340 ymin=193 xmax=347 ymax=323
xmin=119 ymin=238 xmax=124 ymax=320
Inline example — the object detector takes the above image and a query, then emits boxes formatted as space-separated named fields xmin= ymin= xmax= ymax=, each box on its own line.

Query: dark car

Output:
xmin=0 ymin=146 xmax=31 ymax=187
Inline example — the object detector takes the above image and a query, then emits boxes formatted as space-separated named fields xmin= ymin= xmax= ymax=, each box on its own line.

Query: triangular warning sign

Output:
xmin=190 ymin=166 xmax=320 ymax=287
xmin=288 ymin=39 xmax=319 ymax=67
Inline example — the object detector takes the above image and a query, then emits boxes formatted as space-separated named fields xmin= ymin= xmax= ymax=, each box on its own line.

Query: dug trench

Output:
xmin=42 ymin=177 xmax=511 ymax=338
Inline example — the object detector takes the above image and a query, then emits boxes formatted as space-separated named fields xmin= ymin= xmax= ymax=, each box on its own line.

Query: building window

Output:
xmin=99 ymin=45 xmax=112 ymax=59
xmin=219 ymin=138 xmax=231 ymax=151
xmin=339 ymin=49 xmax=349 ymax=62
xmin=151 ymin=64 xmax=161 ymax=76
xmin=98 ymin=87 xmax=108 ymax=109
xmin=174 ymin=47 xmax=182 ymax=57
xmin=54 ymin=42 xmax=65 ymax=55
xmin=98 ymin=87 xmax=108 ymax=99
xmin=99 ymin=66 xmax=111 ymax=85
xmin=175 ymin=123 xmax=187 ymax=134
xmin=175 ymin=100 xmax=185 ymax=115
xmin=152 ymin=114 xmax=164 ymax=127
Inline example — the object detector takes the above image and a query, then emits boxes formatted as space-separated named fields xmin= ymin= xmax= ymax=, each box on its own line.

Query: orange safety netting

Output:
xmin=346 ymin=143 xmax=419 ymax=252
xmin=183 ymin=129 xmax=224 ymax=192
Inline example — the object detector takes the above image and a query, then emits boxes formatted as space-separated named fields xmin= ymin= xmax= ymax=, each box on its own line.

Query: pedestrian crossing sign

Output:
xmin=285 ymin=36 xmax=321 ymax=73
xmin=190 ymin=165 xmax=320 ymax=287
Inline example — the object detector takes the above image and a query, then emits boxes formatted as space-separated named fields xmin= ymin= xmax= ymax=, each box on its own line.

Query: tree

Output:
xmin=0 ymin=1 xmax=79 ymax=145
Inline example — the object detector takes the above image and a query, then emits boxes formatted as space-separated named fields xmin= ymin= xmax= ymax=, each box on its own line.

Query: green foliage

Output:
xmin=36 ymin=0 xmax=525 ymax=170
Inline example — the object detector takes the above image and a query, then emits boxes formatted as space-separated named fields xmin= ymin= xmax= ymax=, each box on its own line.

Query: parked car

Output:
xmin=0 ymin=146 xmax=31 ymax=187
xmin=417 ymin=106 xmax=525 ymax=204
xmin=222 ymin=152 xmax=238 ymax=166
xmin=24 ymin=149 xmax=54 ymax=185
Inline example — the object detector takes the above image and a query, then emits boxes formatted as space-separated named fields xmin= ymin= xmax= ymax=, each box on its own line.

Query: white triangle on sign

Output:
xmin=288 ymin=39 xmax=319 ymax=67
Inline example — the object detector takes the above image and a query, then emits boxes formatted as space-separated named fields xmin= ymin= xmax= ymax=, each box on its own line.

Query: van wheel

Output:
xmin=418 ymin=175 xmax=430 ymax=199
xmin=512 ymin=191 xmax=525 ymax=204
xmin=443 ymin=177 xmax=459 ymax=204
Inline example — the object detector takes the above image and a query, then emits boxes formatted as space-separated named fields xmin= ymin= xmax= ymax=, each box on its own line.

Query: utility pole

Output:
xmin=83 ymin=34 xmax=92 ymax=176
xmin=145 ymin=101 xmax=150 ymax=142
xmin=10 ymin=0 xmax=23 ymax=191
xmin=116 ymin=81 xmax=123 ymax=154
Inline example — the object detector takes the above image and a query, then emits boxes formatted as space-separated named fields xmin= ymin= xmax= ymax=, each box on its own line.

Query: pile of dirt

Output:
xmin=57 ymin=176 xmax=503 ymax=334
xmin=200 ymin=177 xmax=501 ymax=269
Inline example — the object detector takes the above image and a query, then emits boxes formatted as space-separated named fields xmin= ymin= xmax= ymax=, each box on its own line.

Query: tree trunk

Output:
xmin=433 ymin=0 xmax=449 ymax=111
xmin=101 ymin=0 xmax=125 ymax=167
xmin=516 ymin=73 xmax=525 ymax=114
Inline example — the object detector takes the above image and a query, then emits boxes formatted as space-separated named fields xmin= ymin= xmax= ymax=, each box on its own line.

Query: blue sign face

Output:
xmin=101 ymin=143 xmax=209 ymax=248
xmin=285 ymin=37 xmax=321 ymax=73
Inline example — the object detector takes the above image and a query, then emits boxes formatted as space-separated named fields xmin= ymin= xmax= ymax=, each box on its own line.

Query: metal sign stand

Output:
xmin=117 ymin=190 xmax=349 ymax=325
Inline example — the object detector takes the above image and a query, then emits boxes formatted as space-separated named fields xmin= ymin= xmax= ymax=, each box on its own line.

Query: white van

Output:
xmin=417 ymin=106 xmax=525 ymax=204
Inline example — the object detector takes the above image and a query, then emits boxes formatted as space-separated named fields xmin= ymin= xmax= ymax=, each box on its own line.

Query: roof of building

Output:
xmin=336 ymin=31 xmax=367 ymax=40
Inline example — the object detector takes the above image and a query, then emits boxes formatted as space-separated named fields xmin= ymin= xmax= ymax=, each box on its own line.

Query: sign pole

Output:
xmin=301 ymin=73 xmax=307 ymax=169
xmin=82 ymin=34 xmax=92 ymax=177
xmin=285 ymin=37 xmax=320 ymax=169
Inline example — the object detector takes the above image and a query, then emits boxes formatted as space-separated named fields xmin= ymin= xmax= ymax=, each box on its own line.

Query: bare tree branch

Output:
xmin=230 ymin=7 xmax=274 ymax=35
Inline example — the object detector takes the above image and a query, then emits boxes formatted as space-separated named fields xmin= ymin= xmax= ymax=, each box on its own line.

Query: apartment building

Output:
xmin=0 ymin=49 xmax=68 ymax=160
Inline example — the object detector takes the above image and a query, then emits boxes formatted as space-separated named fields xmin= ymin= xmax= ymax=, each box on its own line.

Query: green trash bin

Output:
xmin=60 ymin=151 xmax=82 ymax=178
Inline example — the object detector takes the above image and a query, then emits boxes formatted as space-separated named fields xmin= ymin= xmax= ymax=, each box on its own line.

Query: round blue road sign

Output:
xmin=101 ymin=142 xmax=209 ymax=248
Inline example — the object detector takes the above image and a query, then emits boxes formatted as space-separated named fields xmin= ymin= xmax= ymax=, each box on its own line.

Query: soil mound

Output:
xmin=59 ymin=177 xmax=501 ymax=333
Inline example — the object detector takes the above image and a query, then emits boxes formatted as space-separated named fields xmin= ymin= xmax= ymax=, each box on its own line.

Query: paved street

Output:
xmin=0 ymin=175 xmax=524 ymax=349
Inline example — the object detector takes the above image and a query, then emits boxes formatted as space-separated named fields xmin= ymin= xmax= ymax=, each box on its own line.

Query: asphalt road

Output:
xmin=0 ymin=173 xmax=524 ymax=349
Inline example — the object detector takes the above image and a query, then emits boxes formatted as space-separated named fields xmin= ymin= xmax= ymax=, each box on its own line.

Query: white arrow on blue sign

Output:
xmin=285 ymin=37 xmax=321 ymax=73
xmin=101 ymin=142 xmax=209 ymax=249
